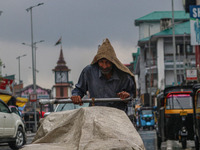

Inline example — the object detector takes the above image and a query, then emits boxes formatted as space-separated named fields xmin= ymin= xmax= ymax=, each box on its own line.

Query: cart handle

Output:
xmin=39 ymin=97 xmax=132 ymax=105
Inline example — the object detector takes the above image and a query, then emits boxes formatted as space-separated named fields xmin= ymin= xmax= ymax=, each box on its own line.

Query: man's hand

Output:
xmin=117 ymin=91 xmax=130 ymax=100
xmin=71 ymin=95 xmax=82 ymax=105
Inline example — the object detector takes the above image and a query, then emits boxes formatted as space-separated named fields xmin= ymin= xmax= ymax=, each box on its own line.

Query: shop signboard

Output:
xmin=190 ymin=5 xmax=200 ymax=45
xmin=29 ymin=94 xmax=37 ymax=102
xmin=186 ymin=69 xmax=198 ymax=81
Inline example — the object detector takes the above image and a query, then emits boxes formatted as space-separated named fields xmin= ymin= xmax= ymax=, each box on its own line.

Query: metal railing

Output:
xmin=39 ymin=97 xmax=132 ymax=105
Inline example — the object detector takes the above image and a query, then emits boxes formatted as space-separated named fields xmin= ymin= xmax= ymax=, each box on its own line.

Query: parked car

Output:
xmin=55 ymin=103 xmax=89 ymax=112
xmin=38 ymin=103 xmax=89 ymax=128
xmin=8 ymin=105 xmax=26 ymax=129
xmin=44 ymin=103 xmax=89 ymax=117
xmin=0 ymin=99 xmax=26 ymax=149
xmin=8 ymin=105 xmax=22 ymax=117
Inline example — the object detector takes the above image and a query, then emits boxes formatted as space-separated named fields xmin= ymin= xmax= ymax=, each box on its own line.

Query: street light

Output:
xmin=26 ymin=3 xmax=44 ymax=132
xmin=28 ymin=67 xmax=39 ymax=73
xmin=22 ymin=40 xmax=45 ymax=48
xmin=22 ymin=40 xmax=44 ymax=74
xmin=16 ymin=54 xmax=27 ymax=84
xmin=26 ymin=3 xmax=44 ymax=12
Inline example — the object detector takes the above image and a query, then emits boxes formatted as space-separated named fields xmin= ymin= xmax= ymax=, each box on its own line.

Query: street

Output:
xmin=138 ymin=129 xmax=196 ymax=150
xmin=138 ymin=129 xmax=157 ymax=150
xmin=0 ymin=131 xmax=35 ymax=150
xmin=0 ymin=129 xmax=196 ymax=150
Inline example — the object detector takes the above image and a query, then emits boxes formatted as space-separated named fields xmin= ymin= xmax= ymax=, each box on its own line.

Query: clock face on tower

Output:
xmin=56 ymin=72 xmax=68 ymax=83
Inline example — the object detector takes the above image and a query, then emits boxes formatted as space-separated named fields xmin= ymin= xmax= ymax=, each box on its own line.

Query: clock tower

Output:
xmin=52 ymin=49 xmax=73 ymax=99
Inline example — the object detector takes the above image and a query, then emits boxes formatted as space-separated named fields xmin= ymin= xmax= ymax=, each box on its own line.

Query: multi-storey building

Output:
xmin=130 ymin=48 xmax=140 ymax=97
xmin=134 ymin=11 xmax=197 ymax=105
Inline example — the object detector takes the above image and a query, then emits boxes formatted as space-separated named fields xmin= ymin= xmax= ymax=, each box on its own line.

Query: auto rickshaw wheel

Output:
xmin=157 ymin=136 xmax=161 ymax=149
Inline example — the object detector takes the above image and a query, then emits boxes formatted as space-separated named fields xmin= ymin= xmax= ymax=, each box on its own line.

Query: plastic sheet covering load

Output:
xmin=22 ymin=106 xmax=145 ymax=150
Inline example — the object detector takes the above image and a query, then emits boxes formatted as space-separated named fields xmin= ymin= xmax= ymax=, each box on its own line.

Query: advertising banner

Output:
xmin=0 ymin=77 xmax=14 ymax=91
xmin=190 ymin=5 xmax=200 ymax=45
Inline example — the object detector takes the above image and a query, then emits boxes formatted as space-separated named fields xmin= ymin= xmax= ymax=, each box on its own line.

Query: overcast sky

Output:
xmin=0 ymin=0 xmax=184 ymax=89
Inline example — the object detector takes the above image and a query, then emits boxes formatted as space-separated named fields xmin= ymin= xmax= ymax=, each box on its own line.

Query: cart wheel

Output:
xmin=181 ymin=137 xmax=187 ymax=149
xmin=194 ymin=135 xmax=199 ymax=150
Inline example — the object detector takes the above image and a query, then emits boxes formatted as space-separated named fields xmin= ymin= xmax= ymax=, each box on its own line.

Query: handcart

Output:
xmin=39 ymin=97 xmax=134 ymax=119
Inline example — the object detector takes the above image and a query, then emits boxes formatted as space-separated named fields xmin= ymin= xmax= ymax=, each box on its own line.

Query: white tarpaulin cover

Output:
xmin=22 ymin=106 xmax=145 ymax=150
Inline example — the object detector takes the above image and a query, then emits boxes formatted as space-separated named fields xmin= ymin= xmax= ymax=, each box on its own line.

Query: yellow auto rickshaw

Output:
xmin=156 ymin=85 xmax=194 ymax=149
xmin=191 ymin=83 xmax=200 ymax=150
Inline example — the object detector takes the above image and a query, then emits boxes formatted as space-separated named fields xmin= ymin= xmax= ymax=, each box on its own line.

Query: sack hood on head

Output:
xmin=91 ymin=38 xmax=136 ymax=97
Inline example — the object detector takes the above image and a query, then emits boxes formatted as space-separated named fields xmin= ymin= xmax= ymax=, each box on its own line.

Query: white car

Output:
xmin=54 ymin=103 xmax=89 ymax=112
xmin=0 ymin=99 xmax=26 ymax=149
xmin=44 ymin=103 xmax=89 ymax=117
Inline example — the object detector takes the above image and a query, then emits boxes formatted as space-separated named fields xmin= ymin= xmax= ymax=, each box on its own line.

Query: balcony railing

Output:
xmin=164 ymin=54 xmax=195 ymax=70
xmin=164 ymin=54 xmax=195 ymax=62
xmin=144 ymin=54 xmax=196 ymax=72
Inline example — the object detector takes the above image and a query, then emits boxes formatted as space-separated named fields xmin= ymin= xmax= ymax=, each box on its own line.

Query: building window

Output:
xmin=176 ymin=44 xmax=185 ymax=55
xmin=177 ymin=73 xmax=184 ymax=84
xmin=176 ymin=44 xmax=193 ymax=55
xmin=186 ymin=45 xmax=193 ymax=54
xmin=144 ymin=50 xmax=147 ymax=62
xmin=133 ymin=56 xmax=136 ymax=61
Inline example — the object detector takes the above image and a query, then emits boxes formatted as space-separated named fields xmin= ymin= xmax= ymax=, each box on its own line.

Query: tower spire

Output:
xmin=53 ymin=48 xmax=70 ymax=72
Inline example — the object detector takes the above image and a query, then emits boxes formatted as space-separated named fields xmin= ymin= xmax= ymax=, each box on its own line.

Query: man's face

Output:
xmin=98 ymin=58 xmax=113 ymax=75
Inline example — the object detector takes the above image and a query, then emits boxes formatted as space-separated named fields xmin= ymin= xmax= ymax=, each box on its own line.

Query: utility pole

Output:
xmin=197 ymin=0 xmax=200 ymax=82
xmin=22 ymin=40 xmax=44 ymax=82
xmin=148 ymin=25 xmax=152 ymax=106
xmin=183 ymin=33 xmax=186 ymax=81
xmin=26 ymin=3 xmax=44 ymax=132
xmin=172 ymin=0 xmax=177 ymax=85
xmin=16 ymin=54 xmax=27 ymax=84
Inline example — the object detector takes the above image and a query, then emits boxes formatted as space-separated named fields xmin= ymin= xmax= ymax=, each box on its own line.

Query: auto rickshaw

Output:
xmin=137 ymin=106 xmax=155 ymax=130
xmin=156 ymin=85 xmax=194 ymax=149
xmin=191 ymin=83 xmax=200 ymax=150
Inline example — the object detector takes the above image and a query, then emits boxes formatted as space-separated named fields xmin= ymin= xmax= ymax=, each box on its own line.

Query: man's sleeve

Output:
xmin=72 ymin=67 xmax=88 ymax=98
xmin=125 ymin=75 xmax=136 ymax=98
